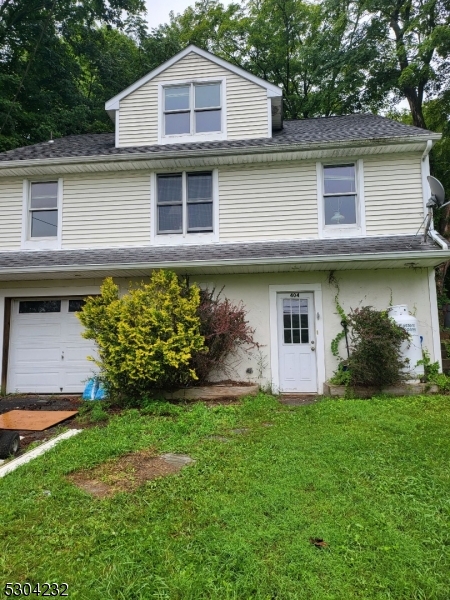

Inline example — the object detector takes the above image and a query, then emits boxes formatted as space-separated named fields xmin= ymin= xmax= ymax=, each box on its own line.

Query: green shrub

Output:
xmin=78 ymin=271 xmax=205 ymax=399
xmin=329 ymin=363 xmax=351 ymax=386
xmin=346 ymin=306 xmax=410 ymax=388
xmin=418 ymin=349 xmax=450 ymax=392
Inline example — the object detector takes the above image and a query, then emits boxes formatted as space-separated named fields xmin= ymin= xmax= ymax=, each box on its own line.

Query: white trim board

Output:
xmin=269 ymin=284 xmax=325 ymax=394
xmin=105 ymin=45 xmax=282 ymax=111
xmin=0 ymin=429 xmax=81 ymax=479
xmin=428 ymin=267 xmax=442 ymax=370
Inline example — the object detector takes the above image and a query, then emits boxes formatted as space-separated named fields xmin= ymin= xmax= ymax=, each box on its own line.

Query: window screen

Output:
xmin=30 ymin=181 xmax=58 ymax=238
xmin=163 ymin=82 xmax=222 ymax=136
xmin=323 ymin=165 xmax=357 ymax=226
xmin=157 ymin=174 xmax=183 ymax=233
xmin=157 ymin=172 xmax=213 ymax=234
xmin=187 ymin=173 xmax=213 ymax=231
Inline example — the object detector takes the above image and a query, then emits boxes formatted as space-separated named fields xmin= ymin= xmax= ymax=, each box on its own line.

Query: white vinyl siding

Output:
xmin=219 ymin=162 xmax=319 ymax=241
xmin=62 ymin=172 xmax=150 ymax=248
xmin=119 ymin=52 xmax=268 ymax=146
xmin=0 ymin=178 xmax=23 ymax=249
xmin=364 ymin=153 xmax=424 ymax=235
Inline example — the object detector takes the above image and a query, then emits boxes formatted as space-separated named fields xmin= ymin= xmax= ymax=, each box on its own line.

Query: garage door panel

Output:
xmin=13 ymin=321 xmax=62 ymax=340
xmin=64 ymin=368 xmax=96 ymax=390
xmin=8 ymin=298 xmax=98 ymax=394
xmin=11 ymin=347 xmax=62 ymax=364
xmin=9 ymin=370 xmax=61 ymax=393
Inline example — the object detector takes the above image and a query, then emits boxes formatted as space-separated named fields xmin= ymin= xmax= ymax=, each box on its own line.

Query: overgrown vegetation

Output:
xmin=78 ymin=271 xmax=205 ymax=398
xmin=418 ymin=349 xmax=450 ymax=392
xmin=78 ymin=272 xmax=256 ymax=401
xmin=346 ymin=307 xmax=410 ymax=388
xmin=191 ymin=287 xmax=257 ymax=382
xmin=1 ymin=394 xmax=450 ymax=599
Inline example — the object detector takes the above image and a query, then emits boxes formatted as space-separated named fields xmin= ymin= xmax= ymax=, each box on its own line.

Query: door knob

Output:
xmin=310 ymin=340 xmax=316 ymax=351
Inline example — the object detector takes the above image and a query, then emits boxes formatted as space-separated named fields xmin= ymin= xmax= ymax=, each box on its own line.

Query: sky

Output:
xmin=144 ymin=0 xmax=234 ymax=29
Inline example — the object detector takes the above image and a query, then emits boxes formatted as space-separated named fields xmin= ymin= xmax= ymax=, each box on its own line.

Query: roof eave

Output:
xmin=0 ymin=248 xmax=447 ymax=277
xmin=0 ymin=133 xmax=441 ymax=173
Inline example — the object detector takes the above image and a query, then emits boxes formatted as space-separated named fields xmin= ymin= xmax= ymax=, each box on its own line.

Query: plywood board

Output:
xmin=0 ymin=410 xmax=78 ymax=431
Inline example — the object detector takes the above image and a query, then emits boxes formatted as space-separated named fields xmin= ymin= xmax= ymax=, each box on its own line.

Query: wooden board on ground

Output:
xmin=165 ymin=384 xmax=259 ymax=401
xmin=0 ymin=410 xmax=78 ymax=431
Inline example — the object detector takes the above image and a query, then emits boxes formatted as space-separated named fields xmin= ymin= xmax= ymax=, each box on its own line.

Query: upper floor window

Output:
xmin=157 ymin=172 xmax=214 ymax=235
xmin=22 ymin=179 xmax=62 ymax=249
xmin=323 ymin=164 xmax=357 ymax=227
xmin=29 ymin=182 xmax=58 ymax=238
xmin=160 ymin=80 xmax=226 ymax=143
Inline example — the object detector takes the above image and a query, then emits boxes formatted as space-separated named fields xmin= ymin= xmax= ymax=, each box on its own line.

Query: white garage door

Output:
xmin=8 ymin=298 xmax=98 ymax=394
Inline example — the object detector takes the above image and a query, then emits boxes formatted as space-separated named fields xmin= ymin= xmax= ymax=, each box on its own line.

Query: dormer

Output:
xmin=105 ymin=45 xmax=283 ymax=148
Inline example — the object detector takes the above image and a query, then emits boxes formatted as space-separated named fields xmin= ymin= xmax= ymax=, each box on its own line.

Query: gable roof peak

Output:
xmin=105 ymin=44 xmax=282 ymax=112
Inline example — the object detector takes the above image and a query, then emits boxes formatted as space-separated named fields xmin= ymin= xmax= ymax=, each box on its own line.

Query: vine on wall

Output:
xmin=328 ymin=271 xmax=348 ymax=359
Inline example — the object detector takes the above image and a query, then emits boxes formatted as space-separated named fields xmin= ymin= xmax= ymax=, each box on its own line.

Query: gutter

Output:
xmin=429 ymin=229 xmax=448 ymax=250
xmin=0 ymin=248 xmax=448 ymax=276
xmin=0 ymin=133 xmax=441 ymax=173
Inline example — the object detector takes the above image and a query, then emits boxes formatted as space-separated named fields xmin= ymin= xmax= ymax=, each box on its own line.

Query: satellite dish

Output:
xmin=427 ymin=176 xmax=446 ymax=206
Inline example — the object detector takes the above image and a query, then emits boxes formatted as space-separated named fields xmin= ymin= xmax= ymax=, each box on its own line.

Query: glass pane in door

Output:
xmin=283 ymin=298 xmax=309 ymax=344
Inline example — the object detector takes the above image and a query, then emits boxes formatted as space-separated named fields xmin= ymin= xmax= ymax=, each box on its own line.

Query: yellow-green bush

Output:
xmin=78 ymin=271 xmax=205 ymax=398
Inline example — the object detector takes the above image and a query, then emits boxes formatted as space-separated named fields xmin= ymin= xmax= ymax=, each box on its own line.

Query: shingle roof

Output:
xmin=0 ymin=115 xmax=435 ymax=163
xmin=0 ymin=236 xmax=442 ymax=272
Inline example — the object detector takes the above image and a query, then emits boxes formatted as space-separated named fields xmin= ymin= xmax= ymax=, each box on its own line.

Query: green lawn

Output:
xmin=1 ymin=394 xmax=449 ymax=599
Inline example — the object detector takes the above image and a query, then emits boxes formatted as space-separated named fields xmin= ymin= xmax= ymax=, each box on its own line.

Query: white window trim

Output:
xmin=269 ymin=284 xmax=325 ymax=395
xmin=21 ymin=178 xmax=63 ymax=250
xmin=151 ymin=169 xmax=219 ymax=245
xmin=316 ymin=159 xmax=365 ymax=238
xmin=158 ymin=77 xmax=227 ymax=144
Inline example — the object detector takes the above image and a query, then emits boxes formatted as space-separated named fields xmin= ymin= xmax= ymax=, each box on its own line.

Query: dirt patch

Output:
xmin=67 ymin=449 xmax=194 ymax=498
xmin=279 ymin=395 xmax=322 ymax=406
xmin=0 ymin=395 xmax=82 ymax=414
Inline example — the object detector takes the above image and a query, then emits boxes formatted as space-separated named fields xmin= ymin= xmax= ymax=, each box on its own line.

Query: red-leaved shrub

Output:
xmin=191 ymin=288 xmax=258 ymax=382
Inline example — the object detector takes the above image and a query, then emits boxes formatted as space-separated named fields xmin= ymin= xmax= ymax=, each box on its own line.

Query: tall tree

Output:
xmin=360 ymin=0 xmax=450 ymax=128
xmin=0 ymin=0 xmax=146 ymax=150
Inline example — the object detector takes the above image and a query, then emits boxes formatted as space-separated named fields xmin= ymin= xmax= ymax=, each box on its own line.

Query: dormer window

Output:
xmin=159 ymin=79 xmax=226 ymax=143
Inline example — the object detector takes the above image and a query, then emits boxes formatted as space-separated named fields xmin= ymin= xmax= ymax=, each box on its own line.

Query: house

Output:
xmin=0 ymin=45 xmax=447 ymax=395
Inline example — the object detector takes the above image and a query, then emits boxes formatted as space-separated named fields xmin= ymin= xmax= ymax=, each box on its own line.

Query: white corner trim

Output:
xmin=157 ymin=78 xmax=227 ymax=145
xmin=357 ymin=159 xmax=366 ymax=236
xmin=427 ymin=267 xmax=442 ymax=370
xmin=316 ymin=162 xmax=324 ymax=239
xmin=269 ymin=283 xmax=325 ymax=394
xmin=105 ymin=44 xmax=281 ymax=110
xmin=115 ymin=110 xmax=120 ymax=148
xmin=21 ymin=177 xmax=62 ymax=250
xmin=267 ymin=98 xmax=272 ymax=138
xmin=0 ymin=429 xmax=82 ymax=479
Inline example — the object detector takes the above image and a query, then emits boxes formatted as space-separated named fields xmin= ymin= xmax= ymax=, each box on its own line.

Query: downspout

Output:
xmin=422 ymin=139 xmax=433 ymax=161
xmin=421 ymin=139 xmax=449 ymax=249
xmin=422 ymin=139 xmax=435 ymax=243
xmin=429 ymin=229 xmax=449 ymax=250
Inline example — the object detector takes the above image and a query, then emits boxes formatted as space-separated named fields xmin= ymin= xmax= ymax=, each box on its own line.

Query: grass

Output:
xmin=1 ymin=394 xmax=449 ymax=599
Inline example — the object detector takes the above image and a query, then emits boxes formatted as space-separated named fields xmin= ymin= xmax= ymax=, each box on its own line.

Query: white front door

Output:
xmin=8 ymin=298 xmax=97 ymax=394
xmin=277 ymin=292 xmax=317 ymax=393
